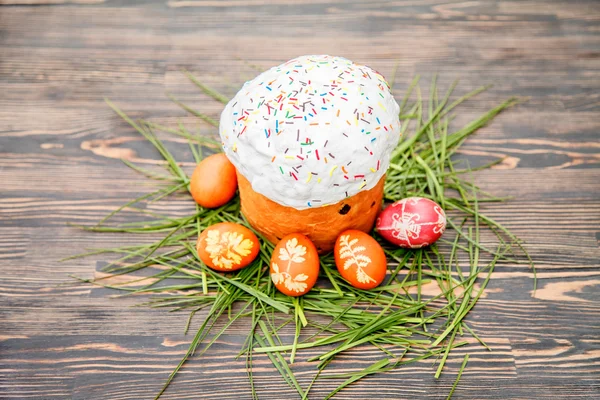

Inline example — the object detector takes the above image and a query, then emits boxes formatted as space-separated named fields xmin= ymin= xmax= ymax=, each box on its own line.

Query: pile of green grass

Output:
xmin=69 ymin=71 xmax=533 ymax=399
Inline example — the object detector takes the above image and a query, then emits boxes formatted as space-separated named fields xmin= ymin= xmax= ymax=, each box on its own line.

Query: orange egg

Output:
xmin=190 ymin=153 xmax=238 ymax=208
xmin=334 ymin=230 xmax=387 ymax=290
xmin=270 ymin=233 xmax=320 ymax=297
xmin=197 ymin=222 xmax=260 ymax=272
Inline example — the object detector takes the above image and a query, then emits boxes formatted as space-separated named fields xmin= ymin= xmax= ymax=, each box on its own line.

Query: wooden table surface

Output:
xmin=1 ymin=1 xmax=599 ymax=399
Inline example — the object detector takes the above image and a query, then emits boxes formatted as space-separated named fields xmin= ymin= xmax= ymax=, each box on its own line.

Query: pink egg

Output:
xmin=376 ymin=197 xmax=447 ymax=248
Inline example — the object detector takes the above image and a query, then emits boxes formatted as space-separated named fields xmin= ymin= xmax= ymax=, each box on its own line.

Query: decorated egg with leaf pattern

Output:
xmin=270 ymin=233 xmax=320 ymax=297
xmin=197 ymin=222 xmax=260 ymax=271
xmin=334 ymin=230 xmax=387 ymax=290
xmin=376 ymin=197 xmax=446 ymax=248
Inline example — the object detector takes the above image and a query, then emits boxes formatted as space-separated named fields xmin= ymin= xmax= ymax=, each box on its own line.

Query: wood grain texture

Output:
xmin=0 ymin=0 xmax=599 ymax=399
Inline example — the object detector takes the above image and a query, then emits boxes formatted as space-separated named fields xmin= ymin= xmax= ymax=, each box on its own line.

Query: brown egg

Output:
xmin=190 ymin=153 xmax=237 ymax=208
xmin=197 ymin=222 xmax=260 ymax=272
xmin=270 ymin=233 xmax=320 ymax=297
xmin=334 ymin=230 xmax=387 ymax=290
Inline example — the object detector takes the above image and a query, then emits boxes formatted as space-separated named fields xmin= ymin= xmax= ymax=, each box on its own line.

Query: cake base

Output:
xmin=237 ymin=172 xmax=385 ymax=254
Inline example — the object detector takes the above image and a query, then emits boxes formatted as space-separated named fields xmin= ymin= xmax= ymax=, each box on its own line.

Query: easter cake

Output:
xmin=219 ymin=55 xmax=401 ymax=253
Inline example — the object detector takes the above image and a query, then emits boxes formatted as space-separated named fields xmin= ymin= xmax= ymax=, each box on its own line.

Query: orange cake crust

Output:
xmin=237 ymin=171 xmax=385 ymax=254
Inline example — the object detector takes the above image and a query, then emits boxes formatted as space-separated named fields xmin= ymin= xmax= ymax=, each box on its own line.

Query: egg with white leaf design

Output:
xmin=197 ymin=222 xmax=260 ymax=271
xmin=334 ymin=230 xmax=387 ymax=290
xmin=376 ymin=197 xmax=446 ymax=248
xmin=270 ymin=233 xmax=320 ymax=296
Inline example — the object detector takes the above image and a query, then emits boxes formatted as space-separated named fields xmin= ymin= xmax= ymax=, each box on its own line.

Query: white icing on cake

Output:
xmin=219 ymin=55 xmax=401 ymax=210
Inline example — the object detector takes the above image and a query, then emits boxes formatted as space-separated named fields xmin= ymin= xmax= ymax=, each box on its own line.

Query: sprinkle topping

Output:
xmin=220 ymin=55 xmax=401 ymax=210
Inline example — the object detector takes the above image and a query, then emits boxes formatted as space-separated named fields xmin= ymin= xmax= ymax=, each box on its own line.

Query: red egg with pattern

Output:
xmin=334 ymin=230 xmax=387 ymax=290
xmin=197 ymin=222 xmax=260 ymax=272
xmin=376 ymin=197 xmax=446 ymax=248
xmin=270 ymin=233 xmax=320 ymax=297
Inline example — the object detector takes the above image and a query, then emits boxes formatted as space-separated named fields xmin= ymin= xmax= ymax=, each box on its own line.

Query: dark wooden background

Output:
xmin=1 ymin=1 xmax=599 ymax=399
